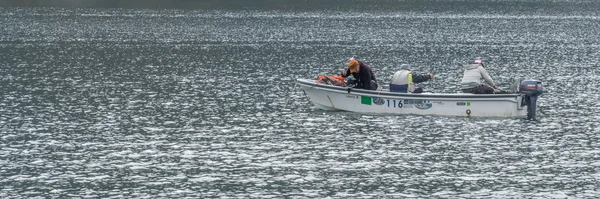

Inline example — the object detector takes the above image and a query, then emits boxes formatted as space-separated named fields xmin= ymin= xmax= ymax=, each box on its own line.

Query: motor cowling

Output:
xmin=519 ymin=80 xmax=543 ymax=96
xmin=518 ymin=80 xmax=543 ymax=120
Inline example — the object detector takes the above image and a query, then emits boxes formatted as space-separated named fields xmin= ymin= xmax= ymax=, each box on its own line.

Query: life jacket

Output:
xmin=389 ymin=70 xmax=414 ymax=93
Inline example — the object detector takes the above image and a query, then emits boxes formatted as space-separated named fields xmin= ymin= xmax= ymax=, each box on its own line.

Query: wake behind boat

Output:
xmin=297 ymin=78 xmax=543 ymax=120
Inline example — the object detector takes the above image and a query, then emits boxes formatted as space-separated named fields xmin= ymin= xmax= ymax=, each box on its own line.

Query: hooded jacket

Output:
xmin=460 ymin=64 xmax=496 ymax=89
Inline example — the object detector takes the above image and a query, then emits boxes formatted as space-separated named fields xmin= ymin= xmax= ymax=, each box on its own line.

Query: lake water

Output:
xmin=1 ymin=0 xmax=600 ymax=198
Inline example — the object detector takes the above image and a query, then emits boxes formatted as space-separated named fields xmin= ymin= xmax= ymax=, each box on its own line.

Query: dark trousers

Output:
xmin=348 ymin=80 xmax=378 ymax=90
xmin=369 ymin=80 xmax=378 ymax=90
xmin=462 ymin=85 xmax=494 ymax=94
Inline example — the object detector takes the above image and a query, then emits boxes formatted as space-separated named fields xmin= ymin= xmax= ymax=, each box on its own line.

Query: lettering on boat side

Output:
xmin=386 ymin=99 xmax=403 ymax=108
xmin=386 ymin=99 xmax=432 ymax=109
xmin=414 ymin=101 xmax=433 ymax=110
xmin=456 ymin=102 xmax=471 ymax=106
xmin=403 ymin=100 xmax=414 ymax=108
xmin=362 ymin=96 xmax=388 ymax=106
xmin=431 ymin=101 xmax=444 ymax=106
xmin=346 ymin=95 xmax=358 ymax=99
xmin=372 ymin=97 xmax=385 ymax=105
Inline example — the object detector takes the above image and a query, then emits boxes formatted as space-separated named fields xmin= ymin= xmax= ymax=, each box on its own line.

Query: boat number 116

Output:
xmin=387 ymin=99 xmax=403 ymax=108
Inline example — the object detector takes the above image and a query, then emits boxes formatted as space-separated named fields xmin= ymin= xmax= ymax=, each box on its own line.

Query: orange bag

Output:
xmin=318 ymin=75 xmax=345 ymax=82
xmin=318 ymin=75 xmax=346 ymax=86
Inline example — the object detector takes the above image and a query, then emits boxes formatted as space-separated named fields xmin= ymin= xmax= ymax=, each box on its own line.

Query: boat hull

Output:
xmin=298 ymin=78 xmax=528 ymax=118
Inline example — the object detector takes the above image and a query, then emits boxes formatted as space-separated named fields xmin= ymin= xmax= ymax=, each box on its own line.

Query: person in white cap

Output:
xmin=460 ymin=57 xmax=498 ymax=94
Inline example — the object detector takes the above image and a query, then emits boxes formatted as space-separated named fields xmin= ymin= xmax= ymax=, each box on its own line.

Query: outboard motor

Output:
xmin=519 ymin=80 xmax=543 ymax=120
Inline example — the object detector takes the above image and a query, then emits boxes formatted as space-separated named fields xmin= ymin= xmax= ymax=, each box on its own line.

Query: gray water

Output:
xmin=1 ymin=0 xmax=600 ymax=198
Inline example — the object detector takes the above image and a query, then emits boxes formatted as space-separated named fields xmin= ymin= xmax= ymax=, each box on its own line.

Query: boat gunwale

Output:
xmin=297 ymin=78 xmax=520 ymax=99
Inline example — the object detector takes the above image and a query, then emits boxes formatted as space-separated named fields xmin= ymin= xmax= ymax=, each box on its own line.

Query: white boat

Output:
xmin=297 ymin=78 xmax=543 ymax=120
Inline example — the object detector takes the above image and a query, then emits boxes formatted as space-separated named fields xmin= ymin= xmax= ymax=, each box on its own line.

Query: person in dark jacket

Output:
xmin=341 ymin=58 xmax=378 ymax=90
xmin=389 ymin=64 xmax=434 ymax=93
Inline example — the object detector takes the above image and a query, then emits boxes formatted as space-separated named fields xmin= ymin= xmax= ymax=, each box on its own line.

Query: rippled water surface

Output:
xmin=1 ymin=0 xmax=600 ymax=198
